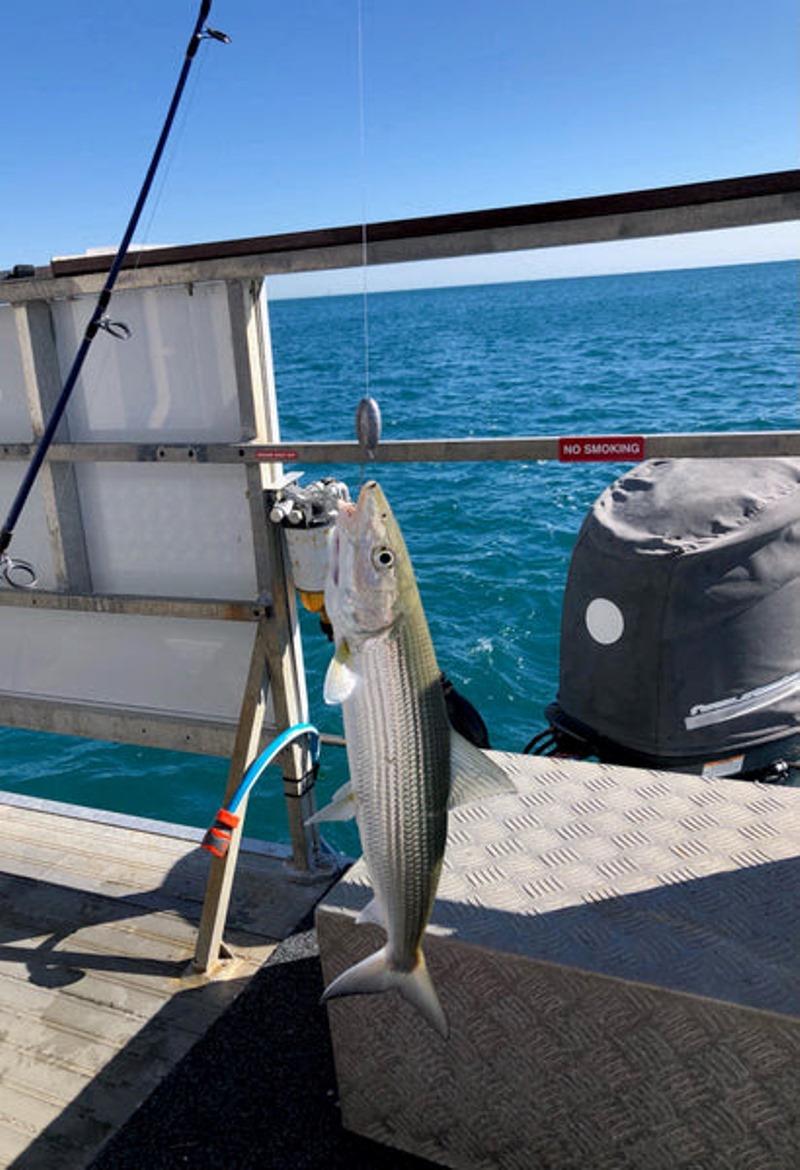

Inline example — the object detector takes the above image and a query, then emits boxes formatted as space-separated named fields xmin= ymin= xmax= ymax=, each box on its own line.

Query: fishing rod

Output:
xmin=0 ymin=0 xmax=230 ymax=588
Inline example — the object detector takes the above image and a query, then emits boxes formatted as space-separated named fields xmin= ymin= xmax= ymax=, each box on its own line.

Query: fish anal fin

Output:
xmin=449 ymin=730 xmax=516 ymax=809
xmin=322 ymin=945 xmax=448 ymax=1039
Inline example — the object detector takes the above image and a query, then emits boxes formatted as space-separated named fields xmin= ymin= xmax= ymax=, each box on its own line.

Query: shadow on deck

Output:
xmin=0 ymin=798 xmax=343 ymax=1169
xmin=87 ymin=930 xmax=436 ymax=1170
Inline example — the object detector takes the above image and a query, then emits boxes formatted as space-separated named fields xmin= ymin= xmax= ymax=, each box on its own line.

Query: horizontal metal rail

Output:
xmin=0 ymin=692 xmax=345 ymax=757
xmin=1 ymin=430 xmax=799 ymax=465
xmin=0 ymin=588 xmax=269 ymax=620
xmin=1 ymin=170 xmax=797 ymax=300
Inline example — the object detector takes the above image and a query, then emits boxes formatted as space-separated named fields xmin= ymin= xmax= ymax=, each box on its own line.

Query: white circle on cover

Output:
xmin=585 ymin=598 xmax=624 ymax=645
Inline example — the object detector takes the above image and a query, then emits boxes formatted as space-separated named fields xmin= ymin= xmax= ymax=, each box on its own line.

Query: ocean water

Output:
xmin=2 ymin=261 xmax=797 ymax=851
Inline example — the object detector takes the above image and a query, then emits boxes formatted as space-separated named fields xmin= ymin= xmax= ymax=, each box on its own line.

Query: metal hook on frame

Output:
xmin=97 ymin=317 xmax=132 ymax=340
xmin=0 ymin=553 xmax=37 ymax=589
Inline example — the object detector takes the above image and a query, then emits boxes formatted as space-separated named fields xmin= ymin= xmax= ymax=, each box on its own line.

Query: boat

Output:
xmin=535 ymin=454 xmax=800 ymax=785
xmin=0 ymin=169 xmax=799 ymax=1168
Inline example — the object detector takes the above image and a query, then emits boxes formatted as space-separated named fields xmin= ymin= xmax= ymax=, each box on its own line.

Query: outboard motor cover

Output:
xmin=552 ymin=458 xmax=800 ymax=771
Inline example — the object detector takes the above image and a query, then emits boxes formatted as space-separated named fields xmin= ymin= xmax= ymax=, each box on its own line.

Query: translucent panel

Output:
xmin=0 ymin=469 xmax=57 ymax=589
xmin=0 ymin=305 xmax=32 ymax=440
xmin=0 ymin=278 xmax=274 ymax=734
xmin=76 ymin=464 xmax=258 ymax=597
xmin=52 ymin=282 xmax=243 ymax=441
xmin=0 ymin=610 xmax=255 ymax=720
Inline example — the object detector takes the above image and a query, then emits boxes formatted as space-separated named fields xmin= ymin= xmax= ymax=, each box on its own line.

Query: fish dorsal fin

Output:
xmin=449 ymin=730 xmax=516 ymax=809
xmin=323 ymin=642 xmax=358 ymax=705
xmin=305 ymin=781 xmax=357 ymax=825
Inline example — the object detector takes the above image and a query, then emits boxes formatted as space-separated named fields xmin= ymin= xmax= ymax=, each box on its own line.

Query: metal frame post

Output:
xmin=226 ymin=277 xmax=323 ymax=876
xmin=193 ymin=618 xmax=270 ymax=972
xmin=14 ymin=301 xmax=92 ymax=592
xmin=193 ymin=277 xmax=332 ymax=971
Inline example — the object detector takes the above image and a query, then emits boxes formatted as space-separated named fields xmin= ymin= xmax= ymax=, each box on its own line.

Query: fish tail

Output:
xmin=322 ymin=945 xmax=449 ymax=1039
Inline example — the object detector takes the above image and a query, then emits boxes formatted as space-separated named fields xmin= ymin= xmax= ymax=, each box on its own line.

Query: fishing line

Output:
xmin=356 ymin=0 xmax=371 ymax=403
xmin=0 ymin=0 xmax=229 ymax=587
xmin=136 ymin=46 xmax=208 ymax=256
xmin=353 ymin=0 xmax=381 ymax=485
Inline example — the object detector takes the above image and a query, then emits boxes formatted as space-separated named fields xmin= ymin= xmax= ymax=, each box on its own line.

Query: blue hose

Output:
xmin=227 ymin=722 xmax=321 ymax=815
xmin=202 ymin=722 xmax=321 ymax=858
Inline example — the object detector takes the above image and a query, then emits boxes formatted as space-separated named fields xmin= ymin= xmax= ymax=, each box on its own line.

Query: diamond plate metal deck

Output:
xmin=317 ymin=753 xmax=800 ymax=1170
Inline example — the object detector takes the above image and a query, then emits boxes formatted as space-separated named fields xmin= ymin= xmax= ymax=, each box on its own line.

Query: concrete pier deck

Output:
xmin=0 ymin=792 xmax=333 ymax=1169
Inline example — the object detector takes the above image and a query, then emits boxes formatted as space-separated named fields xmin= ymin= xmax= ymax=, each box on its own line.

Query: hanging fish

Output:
xmin=312 ymin=480 xmax=513 ymax=1036
xmin=355 ymin=396 xmax=382 ymax=459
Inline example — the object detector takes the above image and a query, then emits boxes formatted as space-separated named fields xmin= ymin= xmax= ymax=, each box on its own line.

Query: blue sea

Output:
xmin=2 ymin=261 xmax=797 ymax=852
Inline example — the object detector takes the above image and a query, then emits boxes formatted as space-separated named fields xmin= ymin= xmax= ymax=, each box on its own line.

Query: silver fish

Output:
xmin=355 ymin=396 xmax=381 ymax=459
xmin=312 ymin=480 xmax=513 ymax=1036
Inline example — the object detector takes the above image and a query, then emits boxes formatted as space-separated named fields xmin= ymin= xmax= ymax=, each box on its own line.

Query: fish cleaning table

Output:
xmin=316 ymin=752 xmax=800 ymax=1170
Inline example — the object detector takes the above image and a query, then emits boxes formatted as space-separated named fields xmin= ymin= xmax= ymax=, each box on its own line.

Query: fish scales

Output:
xmin=318 ymin=479 xmax=513 ymax=1036
xmin=344 ymin=622 xmax=449 ymax=966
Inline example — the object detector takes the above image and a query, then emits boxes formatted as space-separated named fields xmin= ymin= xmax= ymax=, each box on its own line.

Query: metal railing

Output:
xmin=1 ymin=169 xmax=797 ymax=967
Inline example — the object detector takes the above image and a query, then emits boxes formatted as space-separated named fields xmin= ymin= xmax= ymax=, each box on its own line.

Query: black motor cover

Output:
xmin=552 ymin=458 xmax=800 ymax=772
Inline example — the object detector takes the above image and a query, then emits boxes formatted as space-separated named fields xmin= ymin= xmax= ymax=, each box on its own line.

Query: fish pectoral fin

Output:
xmin=355 ymin=895 xmax=386 ymax=927
xmin=449 ymin=730 xmax=516 ymax=809
xmin=322 ymin=946 xmax=448 ymax=1039
xmin=305 ymin=781 xmax=357 ymax=825
xmin=323 ymin=643 xmax=359 ymax=705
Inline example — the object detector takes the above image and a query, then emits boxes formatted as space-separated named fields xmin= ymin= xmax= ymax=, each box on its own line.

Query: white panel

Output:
xmin=0 ymin=279 xmax=273 ymax=735
xmin=0 ymin=469 xmax=57 ymax=589
xmin=0 ymin=610 xmax=255 ymax=720
xmin=51 ymin=282 xmax=243 ymax=441
xmin=76 ymin=464 xmax=258 ymax=597
xmin=0 ymin=305 xmax=32 ymax=440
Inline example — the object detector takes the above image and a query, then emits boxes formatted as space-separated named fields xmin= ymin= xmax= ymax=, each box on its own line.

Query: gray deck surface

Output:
xmin=7 ymin=754 xmax=800 ymax=1169
xmin=318 ymin=753 xmax=800 ymax=1170
xmin=89 ymin=928 xmax=437 ymax=1170
xmin=0 ymin=795 xmax=337 ymax=1170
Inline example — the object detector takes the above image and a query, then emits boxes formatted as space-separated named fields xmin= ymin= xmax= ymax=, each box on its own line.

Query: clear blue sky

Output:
xmin=2 ymin=1 xmax=798 ymax=287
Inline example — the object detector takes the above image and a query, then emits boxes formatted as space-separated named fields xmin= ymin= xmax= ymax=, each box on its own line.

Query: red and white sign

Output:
xmin=558 ymin=435 xmax=646 ymax=463
xmin=254 ymin=448 xmax=299 ymax=462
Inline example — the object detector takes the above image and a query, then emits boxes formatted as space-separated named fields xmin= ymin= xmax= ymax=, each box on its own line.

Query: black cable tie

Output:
xmin=283 ymin=762 xmax=319 ymax=799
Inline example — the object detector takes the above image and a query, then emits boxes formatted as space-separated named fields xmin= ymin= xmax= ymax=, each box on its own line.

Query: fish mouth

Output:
xmin=356 ymin=480 xmax=389 ymax=518
xmin=337 ymin=481 xmax=387 ymax=533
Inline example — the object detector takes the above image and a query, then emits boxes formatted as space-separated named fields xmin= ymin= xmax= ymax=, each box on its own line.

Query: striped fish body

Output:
xmin=320 ymin=479 xmax=451 ymax=1035
xmin=342 ymin=611 xmax=450 ymax=973
xmin=319 ymin=480 xmax=513 ymax=1035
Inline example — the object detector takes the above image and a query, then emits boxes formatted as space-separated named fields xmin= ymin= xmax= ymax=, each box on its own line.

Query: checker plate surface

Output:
xmin=318 ymin=753 xmax=800 ymax=1170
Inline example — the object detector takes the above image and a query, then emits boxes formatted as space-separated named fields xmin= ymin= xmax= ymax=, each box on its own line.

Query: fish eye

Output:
xmin=372 ymin=546 xmax=395 ymax=570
